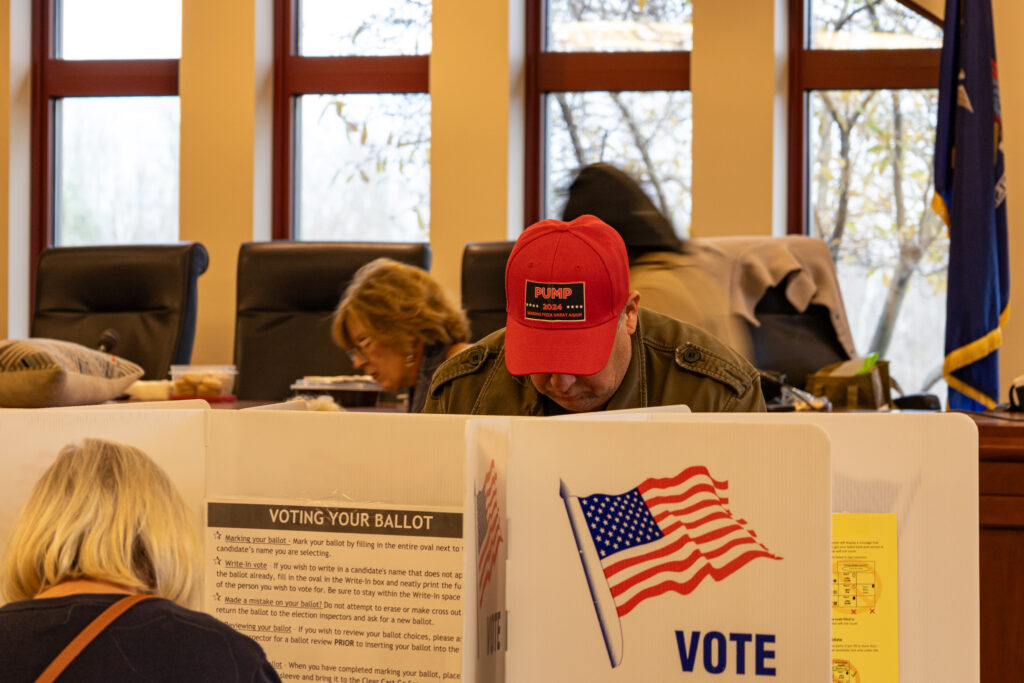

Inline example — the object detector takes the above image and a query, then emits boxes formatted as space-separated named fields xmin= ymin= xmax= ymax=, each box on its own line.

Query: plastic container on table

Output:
xmin=170 ymin=364 xmax=238 ymax=401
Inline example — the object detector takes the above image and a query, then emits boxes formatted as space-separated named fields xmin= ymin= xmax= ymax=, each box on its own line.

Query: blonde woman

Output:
xmin=0 ymin=439 xmax=281 ymax=682
xmin=333 ymin=258 xmax=471 ymax=413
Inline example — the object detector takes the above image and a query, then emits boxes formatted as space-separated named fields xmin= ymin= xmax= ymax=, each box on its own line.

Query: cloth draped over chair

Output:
xmin=461 ymin=235 xmax=855 ymax=390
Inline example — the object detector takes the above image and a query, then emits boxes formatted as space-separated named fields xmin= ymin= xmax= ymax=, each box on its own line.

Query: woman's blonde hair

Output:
xmin=332 ymin=258 xmax=470 ymax=353
xmin=1 ymin=438 xmax=200 ymax=606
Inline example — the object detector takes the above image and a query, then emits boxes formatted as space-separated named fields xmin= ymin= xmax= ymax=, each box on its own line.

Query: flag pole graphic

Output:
xmin=559 ymin=478 xmax=624 ymax=667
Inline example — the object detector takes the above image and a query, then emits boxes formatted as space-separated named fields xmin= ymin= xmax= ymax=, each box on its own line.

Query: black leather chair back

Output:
xmin=31 ymin=243 xmax=209 ymax=380
xmin=233 ymin=241 xmax=431 ymax=401
xmin=749 ymin=280 xmax=851 ymax=390
xmin=460 ymin=241 xmax=514 ymax=342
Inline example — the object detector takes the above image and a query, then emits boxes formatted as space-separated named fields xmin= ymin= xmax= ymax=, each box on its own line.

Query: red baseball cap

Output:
xmin=504 ymin=215 xmax=630 ymax=376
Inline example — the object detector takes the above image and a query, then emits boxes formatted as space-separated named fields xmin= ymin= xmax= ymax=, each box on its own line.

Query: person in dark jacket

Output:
xmin=562 ymin=162 xmax=685 ymax=260
xmin=561 ymin=163 xmax=751 ymax=356
xmin=423 ymin=215 xmax=764 ymax=415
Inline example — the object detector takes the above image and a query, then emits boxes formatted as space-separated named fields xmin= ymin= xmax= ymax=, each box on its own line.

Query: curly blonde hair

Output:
xmin=1 ymin=439 xmax=200 ymax=606
xmin=332 ymin=258 xmax=470 ymax=353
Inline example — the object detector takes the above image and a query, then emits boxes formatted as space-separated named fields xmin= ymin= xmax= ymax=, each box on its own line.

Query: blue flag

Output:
xmin=934 ymin=0 xmax=1010 ymax=411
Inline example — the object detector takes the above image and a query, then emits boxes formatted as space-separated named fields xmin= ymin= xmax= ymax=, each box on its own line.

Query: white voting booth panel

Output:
xmin=1 ymin=407 xmax=473 ymax=683
xmin=206 ymin=411 xmax=468 ymax=505
xmin=0 ymin=406 xmax=208 ymax=544
xmin=465 ymin=418 xmax=832 ymax=682
xmin=205 ymin=411 xmax=471 ymax=683
xmin=0 ymin=406 xmax=980 ymax=683
xmin=648 ymin=412 xmax=980 ymax=682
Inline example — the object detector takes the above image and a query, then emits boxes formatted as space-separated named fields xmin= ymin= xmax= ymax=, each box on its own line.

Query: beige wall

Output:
xmin=993 ymin=0 xmax=1024 ymax=393
xmin=914 ymin=0 xmax=945 ymax=19
xmin=1 ymin=0 xmax=29 ymax=340
xmin=692 ymin=0 xmax=787 ymax=237
xmin=430 ymin=0 xmax=521 ymax=298
xmin=0 ymin=0 xmax=10 ymax=339
xmin=179 ymin=0 xmax=259 ymax=364
xmin=0 ymin=0 xmax=1021 ymax=393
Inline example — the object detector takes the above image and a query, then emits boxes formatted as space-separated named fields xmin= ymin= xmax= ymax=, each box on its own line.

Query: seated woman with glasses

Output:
xmin=332 ymin=258 xmax=471 ymax=413
xmin=0 ymin=438 xmax=281 ymax=682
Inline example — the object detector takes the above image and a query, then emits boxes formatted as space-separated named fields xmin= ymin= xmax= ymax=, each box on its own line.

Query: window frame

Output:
xmin=523 ymin=0 xmax=691 ymax=227
xmin=271 ymin=0 xmax=430 ymax=240
xmin=786 ymin=0 xmax=942 ymax=235
xmin=30 ymin=0 xmax=179 ymax=279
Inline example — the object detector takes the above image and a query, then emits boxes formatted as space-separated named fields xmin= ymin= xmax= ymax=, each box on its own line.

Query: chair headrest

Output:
xmin=236 ymin=241 xmax=431 ymax=312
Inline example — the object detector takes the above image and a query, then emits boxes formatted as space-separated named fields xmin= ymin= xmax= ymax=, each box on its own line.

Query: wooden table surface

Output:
xmin=970 ymin=412 xmax=1024 ymax=683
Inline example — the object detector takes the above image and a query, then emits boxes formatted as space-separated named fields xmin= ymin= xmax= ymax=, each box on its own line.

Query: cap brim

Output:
xmin=504 ymin=315 xmax=620 ymax=376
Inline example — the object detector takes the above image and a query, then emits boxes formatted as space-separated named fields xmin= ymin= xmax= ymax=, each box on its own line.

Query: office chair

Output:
xmin=709 ymin=234 xmax=856 ymax=391
xmin=233 ymin=241 xmax=431 ymax=401
xmin=460 ymin=241 xmax=515 ymax=342
xmin=31 ymin=243 xmax=209 ymax=381
xmin=749 ymin=280 xmax=851 ymax=391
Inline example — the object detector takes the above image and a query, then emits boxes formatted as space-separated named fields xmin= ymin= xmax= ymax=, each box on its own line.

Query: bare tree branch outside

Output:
xmin=544 ymin=0 xmax=693 ymax=237
xmin=810 ymin=0 xmax=946 ymax=394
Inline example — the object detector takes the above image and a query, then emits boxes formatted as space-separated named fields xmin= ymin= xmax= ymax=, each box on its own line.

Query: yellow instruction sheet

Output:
xmin=831 ymin=513 xmax=898 ymax=683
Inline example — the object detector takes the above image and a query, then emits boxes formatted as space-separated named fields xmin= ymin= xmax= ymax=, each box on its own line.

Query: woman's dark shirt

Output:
xmin=0 ymin=593 xmax=282 ymax=682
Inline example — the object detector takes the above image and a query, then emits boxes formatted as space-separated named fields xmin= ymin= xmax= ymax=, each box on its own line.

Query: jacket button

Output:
xmin=682 ymin=347 xmax=701 ymax=363
xmin=468 ymin=348 xmax=486 ymax=364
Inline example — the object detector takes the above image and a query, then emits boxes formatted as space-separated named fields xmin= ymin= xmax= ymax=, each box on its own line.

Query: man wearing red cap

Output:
xmin=422 ymin=215 xmax=765 ymax=415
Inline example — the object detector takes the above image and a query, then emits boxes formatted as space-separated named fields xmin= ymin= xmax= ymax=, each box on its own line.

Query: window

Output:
xmin=32 ymin=0 xmax=181 ymax=259
xmin=273 ymin=0 xmax=431 ymax=241
xmin=526 ymin=0 xmax=691 ymax=234
xmin=790 ymin=0 xmax=944 ymax=395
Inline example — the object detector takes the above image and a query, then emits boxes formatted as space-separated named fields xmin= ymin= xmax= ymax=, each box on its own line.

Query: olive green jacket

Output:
xmin=422 ymin=308 xmax=765 ymax=415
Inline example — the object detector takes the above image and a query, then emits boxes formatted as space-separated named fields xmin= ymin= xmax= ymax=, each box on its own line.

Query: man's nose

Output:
xmin=548 ymin=374 xmax=577 ymax=393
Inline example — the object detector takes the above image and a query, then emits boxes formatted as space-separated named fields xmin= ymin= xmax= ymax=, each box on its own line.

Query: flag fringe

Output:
xmin=942 ymin=302 xmax=1010 ymax=408
xmin=932 ymin=192 xmax=950 ymax=228
xmin=944 ymin=374 xmax=997 ymax=409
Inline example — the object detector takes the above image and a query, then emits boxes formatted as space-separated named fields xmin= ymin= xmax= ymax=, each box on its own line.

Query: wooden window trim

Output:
xmin=41 ymin=60 xmax=178 ymax=96
xmin=524 ymin=0 xmax=544 ymax=227
xmin=271 ymin=0 xmax=429 ymax=240
xmin=30 ymin=0 xmax=180 ymax=300
xmin=30 ymin=0 xmax=55 ymax=281
xmin=801 ymin=49 xmax=939 ymax=90
xmin=537 ymin=52 xmax=690 ymax=92
xmin=283 ymin=56 xmax=428 ymax=94
xmin=524 ymin=0 xmax=691 ymax=226
xmin=787 ymin=0 xmax=941 ymax=235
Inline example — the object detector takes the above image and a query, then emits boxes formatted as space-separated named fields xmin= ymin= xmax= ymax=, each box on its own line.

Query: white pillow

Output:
xmin=0 ymin=338 xmax=144 ymax=408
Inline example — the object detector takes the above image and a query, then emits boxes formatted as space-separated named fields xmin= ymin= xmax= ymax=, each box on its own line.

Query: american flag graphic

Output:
xmin=578 ymin=465 xmax=781 ymax=617
xmin=477 ymin=459 xmax=503 ymax=606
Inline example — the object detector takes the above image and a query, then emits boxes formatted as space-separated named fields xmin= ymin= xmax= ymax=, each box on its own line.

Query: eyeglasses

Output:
xmin=345 ymin=337 xmax=374 ymax=364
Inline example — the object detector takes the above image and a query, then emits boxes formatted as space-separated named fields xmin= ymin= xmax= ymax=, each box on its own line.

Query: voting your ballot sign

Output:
xmin=466 ymin=419 xmax=831 ymax=682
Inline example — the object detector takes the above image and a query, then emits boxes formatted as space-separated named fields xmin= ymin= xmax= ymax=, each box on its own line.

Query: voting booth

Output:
xmin=0 ymin=407 xmax=979 ymax=682
xmin=458 ymin=412 xmax=977 ymax=682
xmin=645 ymin=412 xmax=980 ymax=682
xmin=203 ymin=411 xmax=471 ymax=681
xmin=0 ymin=403 xmax=208 ymax=543
xmin=0 ymin=406 xmax=471 ymax=682
xmin=464 ymin=418 xmax=833 ymax=681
